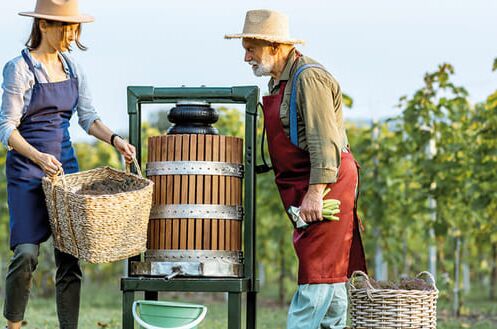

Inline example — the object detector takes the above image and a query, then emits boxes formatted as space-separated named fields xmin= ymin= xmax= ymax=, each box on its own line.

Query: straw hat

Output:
xmin=225 ymin=9 xmax=304 ymax=45
xmin=19 ymin=0 xmax=94 ymax=23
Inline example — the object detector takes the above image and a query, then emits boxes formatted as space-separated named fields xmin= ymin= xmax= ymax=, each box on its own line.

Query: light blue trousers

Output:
xmin=287 ymin=283 xmax=347 ymax=329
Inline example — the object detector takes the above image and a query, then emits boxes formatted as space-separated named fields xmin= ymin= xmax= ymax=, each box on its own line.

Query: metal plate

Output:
xmin=149 ymin=204 xmax=243 ymax=220
xmin=130 ymin=259 xmax=243 ymax=277
xmin=176 ymin=100 xmax=210 ymax=106
xmin=131 ymin=250 xmax=243 ymax=277
xmin=146 ymin=161 xmax=244 ymax=178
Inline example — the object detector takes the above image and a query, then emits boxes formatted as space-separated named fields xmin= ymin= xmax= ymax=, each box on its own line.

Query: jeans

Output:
xmin=3 ymin=244 xmax=82 ymax=329
xmin=287 ymin=282 xmax=348 ymax=329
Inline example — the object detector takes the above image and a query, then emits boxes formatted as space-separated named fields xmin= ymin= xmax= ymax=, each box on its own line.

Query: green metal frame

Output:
xmin=121 ymin=86 xmax=260 ymax=329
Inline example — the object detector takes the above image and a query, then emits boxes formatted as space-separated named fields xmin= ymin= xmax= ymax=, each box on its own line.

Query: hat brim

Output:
xmin=19 ymin=12 xmax=94 ymax=23
xmin=225 ymin=33 xmax=304 ymax=45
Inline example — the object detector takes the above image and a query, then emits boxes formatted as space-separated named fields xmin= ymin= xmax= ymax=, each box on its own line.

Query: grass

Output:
xmin=0 ymin=280 xmax=496 ymax=328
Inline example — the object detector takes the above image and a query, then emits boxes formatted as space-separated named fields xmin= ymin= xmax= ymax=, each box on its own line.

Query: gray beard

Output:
xmin=249 ymin=59 xmax=273 ymax=77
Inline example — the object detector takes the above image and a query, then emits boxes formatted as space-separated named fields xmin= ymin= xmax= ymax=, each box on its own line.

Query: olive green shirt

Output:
xmin=268 ymin=48 xmax=348 ymax=184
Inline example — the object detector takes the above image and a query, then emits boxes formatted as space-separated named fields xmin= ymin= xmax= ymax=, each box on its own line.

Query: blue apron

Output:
xmin=6 ymin=50 xmax=79 ymax=250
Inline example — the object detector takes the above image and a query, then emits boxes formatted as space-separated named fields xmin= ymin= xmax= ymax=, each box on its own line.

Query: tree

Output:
xmin=397 ymin=63 xmax=475 ymax=314
xmin=350 ymin=120 xmax=423 ymax=278
xmin=471 ymin=58 xmax=497 ymax=300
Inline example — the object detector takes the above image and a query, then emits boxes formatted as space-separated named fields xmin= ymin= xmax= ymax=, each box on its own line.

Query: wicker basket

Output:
xmin=348 ymin=271 xmax=438 ymax=329
xmin=42 ymin=159 xmax=153 ymax=263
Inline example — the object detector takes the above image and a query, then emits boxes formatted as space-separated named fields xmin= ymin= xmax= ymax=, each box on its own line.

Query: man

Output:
xmin=226 ymin=9 xmax=367 ymax=329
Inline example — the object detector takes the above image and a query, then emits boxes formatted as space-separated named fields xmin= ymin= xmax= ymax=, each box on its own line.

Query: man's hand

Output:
xmin=299 ymin=183 xmax=327 ymax=223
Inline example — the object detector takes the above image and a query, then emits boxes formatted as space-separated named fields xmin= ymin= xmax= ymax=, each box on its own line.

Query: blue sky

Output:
xmin=1 ymin=0 xmax=496 ymax=142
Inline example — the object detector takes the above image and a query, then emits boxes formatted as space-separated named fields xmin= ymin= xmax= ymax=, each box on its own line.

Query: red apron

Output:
xmin=262 ymin=81 xmax=367 ymax=284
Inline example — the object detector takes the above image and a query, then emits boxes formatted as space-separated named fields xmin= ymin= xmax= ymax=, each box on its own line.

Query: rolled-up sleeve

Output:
xmin=0 ymin=61 xmax=26 ymax=149
xmin=297 ymin=70 xmax=342 ymax=184
xmin=74 ymin=62 xmax=100 ymax=133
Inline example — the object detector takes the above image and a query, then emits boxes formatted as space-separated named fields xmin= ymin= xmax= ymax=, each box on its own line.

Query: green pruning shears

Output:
xmin=287 ymin=188 xmax=341 ymax=229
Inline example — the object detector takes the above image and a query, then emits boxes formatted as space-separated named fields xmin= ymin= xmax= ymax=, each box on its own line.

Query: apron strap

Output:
xmin=59 ymin=52 xmax=76 ymax=79
xmin=21 ymin=50 xmax=76 ymax=82
xmin=21 ymin=49 xmax=42 ymax=84
xmin=256 ymin=102 xmax=273 ymax=174
xmin=289 ymin=63 xmax=328 ymax=146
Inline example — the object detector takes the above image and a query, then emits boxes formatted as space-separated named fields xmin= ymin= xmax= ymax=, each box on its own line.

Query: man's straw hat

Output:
xmin=225 ymin=9 xmax=303 ymax=45
xmin=19 ymin=0 xmax=94 ymax=23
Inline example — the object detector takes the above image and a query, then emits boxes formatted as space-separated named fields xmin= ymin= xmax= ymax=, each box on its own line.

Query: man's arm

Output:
xmin=297 ymin=70 xmax=343 ymax=222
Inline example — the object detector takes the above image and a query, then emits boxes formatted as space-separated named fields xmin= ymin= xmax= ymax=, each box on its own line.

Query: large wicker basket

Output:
xmin=348 ymin=271 xmax=438 ymax=329
xmin=42 ymin=160 xmax=153 ymax=263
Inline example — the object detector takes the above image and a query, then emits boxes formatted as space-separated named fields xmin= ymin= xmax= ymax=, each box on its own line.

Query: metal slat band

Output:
xmin=146 ymin=161 xmax=244 ymax=178
xmin=149 ymin=204 xmax=243 ymax=220
xmin=145 ymin=250 xmax=243 ymax=262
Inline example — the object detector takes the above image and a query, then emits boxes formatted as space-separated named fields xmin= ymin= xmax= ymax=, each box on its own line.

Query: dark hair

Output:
xmin=25 ymin=18 xmax=87 ymax=51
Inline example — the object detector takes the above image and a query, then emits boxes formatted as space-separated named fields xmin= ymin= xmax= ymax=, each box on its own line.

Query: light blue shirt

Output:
xmin=0 ymin=48 xmax=100 ymax=148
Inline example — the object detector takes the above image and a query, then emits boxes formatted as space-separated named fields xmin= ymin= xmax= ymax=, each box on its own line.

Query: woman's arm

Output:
xmin=70 ymin=59 xmax=135 ymax=163
xmin=88 ymin=119 xmax=136 ymax=163
xmin=1 ymin=58 xmax=61 ymax=176
xmin=1 ymin=59 xmax=27 ymax=148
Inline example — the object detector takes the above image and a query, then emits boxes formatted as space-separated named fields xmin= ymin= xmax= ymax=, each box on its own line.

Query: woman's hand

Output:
xmin=34 ymin=152 xmax=62 ymax=177
xmin=114 ymin=137 xmax=136 ymax=163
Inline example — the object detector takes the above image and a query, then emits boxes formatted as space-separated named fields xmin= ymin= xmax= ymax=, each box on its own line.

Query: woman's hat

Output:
xmin=19 ymin=0 xmax=94 ymax=23
xmin=225 ymin=9 xmax=303 ymax=45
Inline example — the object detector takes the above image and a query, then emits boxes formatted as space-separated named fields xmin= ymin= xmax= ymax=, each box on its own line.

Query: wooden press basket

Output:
xmin=41 ymin=159 xmax=154 ymax=263
xmin=348 ymin=271 xmax=439 ymax=329
xmin=147 ymin=134 xmax=243 ymax=252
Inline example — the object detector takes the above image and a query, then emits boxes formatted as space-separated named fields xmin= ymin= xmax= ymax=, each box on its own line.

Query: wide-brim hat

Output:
xmin=225 ymin=9 xmax=304 ymax=45
xmin=19 ymin=0 xmax=94 ymax=23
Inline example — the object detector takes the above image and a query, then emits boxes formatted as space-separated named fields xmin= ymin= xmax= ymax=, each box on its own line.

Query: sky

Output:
xmin=1 ymin=0 xmax=496 ymax=142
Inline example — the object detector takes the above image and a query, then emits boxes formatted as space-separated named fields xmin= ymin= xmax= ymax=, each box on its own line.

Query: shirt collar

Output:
xmin=268 ymin=48 xmax=299 ymax=92
xmin=23 ymin=48 xmax=71 ymax=75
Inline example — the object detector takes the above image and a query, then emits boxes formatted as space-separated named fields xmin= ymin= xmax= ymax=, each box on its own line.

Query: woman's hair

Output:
xmin=25 ymin=18 xmax=87 ymax=51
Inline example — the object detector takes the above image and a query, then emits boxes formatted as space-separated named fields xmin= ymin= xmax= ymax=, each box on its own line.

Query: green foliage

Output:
xmin=343 ymin=93 xmax=353 ymax=108
xmin=1 ymin=60 xmax=497 ymax=313
xmin=148 ymin=108 xmax=172 ymax=134
xmin=347 ymin=62 xmax=497 ymax=309
xmin=350 ymin=120 xmax=424 ymax=268
xmin=215 ymin=106 xmax=245 ymax=137
xmin=396 ymin=63 xmax=473 ymax=234
xmin=75 ymin=141 xmax=121 ymax=171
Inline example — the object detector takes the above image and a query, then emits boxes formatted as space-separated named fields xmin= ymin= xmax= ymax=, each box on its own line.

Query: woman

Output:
xmin=0 ymin=1 xmax=135 ymax=328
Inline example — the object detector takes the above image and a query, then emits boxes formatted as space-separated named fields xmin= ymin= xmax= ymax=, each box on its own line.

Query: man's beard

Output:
xmin=249 ymin=56 xmax=274 ymax=77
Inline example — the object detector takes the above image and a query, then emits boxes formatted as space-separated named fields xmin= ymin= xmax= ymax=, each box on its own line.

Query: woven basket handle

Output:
xmin=126 ymin=156 xmax=143 ymax=177
xmin=53 ymin=167 xmax=66 ymax=187
xmin=52 ymin=168 xmax=80 ymax=258
xmin=48 ymin=168 xmax=65 ymax=249
xmin=417 ymin=271 xmax=438 ymax=290
xmin=350 ymin=270 xmax=375 ymax=290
